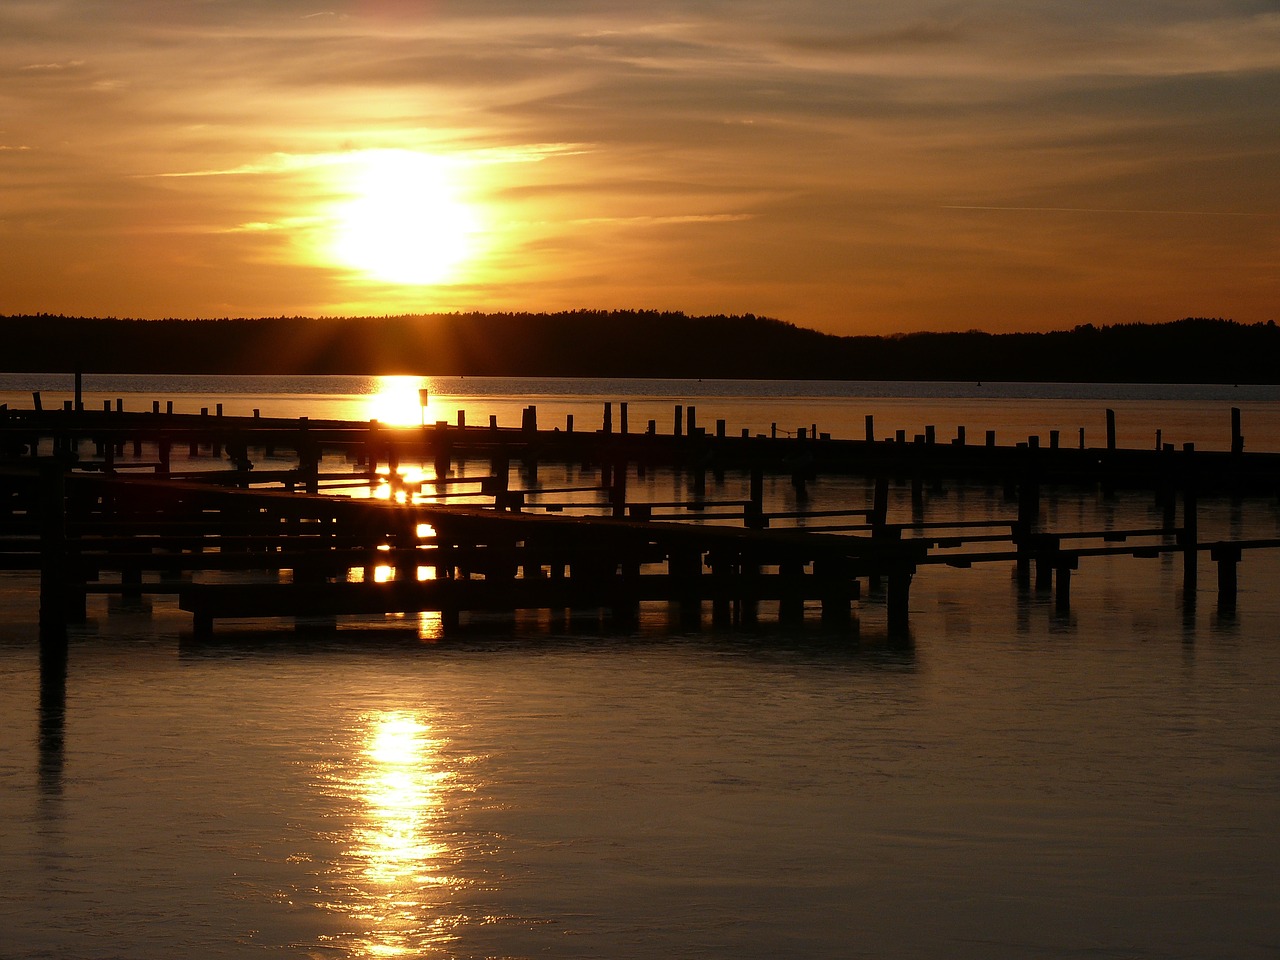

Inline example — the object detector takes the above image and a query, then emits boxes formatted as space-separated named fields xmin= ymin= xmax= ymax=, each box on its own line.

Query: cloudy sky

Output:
xmin=1 ymin=0 xmax=1276 ymax=334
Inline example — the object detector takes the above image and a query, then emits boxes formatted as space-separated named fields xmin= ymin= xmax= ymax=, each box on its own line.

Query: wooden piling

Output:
xmin=1212 ymin=543 xmax=1241 ymax=613
xmin=610 ymin=460 xmax=627 ymax=518
xmin=1054 ymin=557 xmax=1077 ymax=615
xmin=777 ymin=560 xmax=805 ymax=624
xmin=886 ymin=569 xmax=912 ymax=638
xmin=746 ymin=468 xmax=765 ymax=529
xmin=1182 ymin=483 xmax=1198 ymax=595
xmin=38 ymin=461 xmax=68 ymax=648
xmin=1106 ymin=409 xmax=1116 ymax=451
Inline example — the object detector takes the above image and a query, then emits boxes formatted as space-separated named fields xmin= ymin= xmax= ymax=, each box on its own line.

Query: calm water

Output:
xmin=2 ymin=377 xmax=1279 ymax=959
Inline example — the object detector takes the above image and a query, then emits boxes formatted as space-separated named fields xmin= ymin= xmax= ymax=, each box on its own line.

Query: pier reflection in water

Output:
xmin=313 ymin=711 xmax=462 ymax=958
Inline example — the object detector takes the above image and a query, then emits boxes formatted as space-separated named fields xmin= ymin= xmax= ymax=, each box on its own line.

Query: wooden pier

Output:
xmin=2 ymin=398 xmax=1277 ymax=646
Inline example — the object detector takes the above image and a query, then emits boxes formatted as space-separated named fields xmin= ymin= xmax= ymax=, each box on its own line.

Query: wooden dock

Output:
xmin=2 ymin=398 xmax=1277 ymax=646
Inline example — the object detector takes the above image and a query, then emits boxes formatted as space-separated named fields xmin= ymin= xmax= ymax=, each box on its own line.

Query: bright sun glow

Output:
xmin=330 ymin=150 xmax=477 ymax=286
xmin=366 ymin=375 xmax=430 ymax=426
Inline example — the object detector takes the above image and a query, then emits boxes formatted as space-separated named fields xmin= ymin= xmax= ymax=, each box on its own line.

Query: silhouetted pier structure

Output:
xmin=2 ymin=398 xmax=1277 ymax=645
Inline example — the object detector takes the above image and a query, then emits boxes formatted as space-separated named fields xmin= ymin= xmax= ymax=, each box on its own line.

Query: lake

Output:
xmin=2 ymin=376 xmax=1278 ymax=959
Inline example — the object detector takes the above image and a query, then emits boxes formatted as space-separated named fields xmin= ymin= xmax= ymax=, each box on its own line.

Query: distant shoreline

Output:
xmin=3 ymin=312 xmax=1276 ymax=384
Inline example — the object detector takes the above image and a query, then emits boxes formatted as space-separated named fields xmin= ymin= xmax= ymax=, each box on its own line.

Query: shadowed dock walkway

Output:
xmin=3 ymin=398 xmax=1277 ymax=644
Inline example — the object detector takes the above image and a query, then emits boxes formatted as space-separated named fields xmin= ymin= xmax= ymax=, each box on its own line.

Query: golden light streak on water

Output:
xmin=319 ymin=711 xmax=459 ymax=957
xmin=416 ymin=611 xmax=445 ymax=641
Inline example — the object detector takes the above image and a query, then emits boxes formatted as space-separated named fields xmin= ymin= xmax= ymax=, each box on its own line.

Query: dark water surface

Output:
xmin=2 ymin=378 xmax=1279 ymax=958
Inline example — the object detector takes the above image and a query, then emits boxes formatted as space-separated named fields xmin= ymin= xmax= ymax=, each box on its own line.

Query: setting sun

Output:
xmin=329 ymin=151 xmax=478 ymax=286
xmin=365 ymin=375 xmax=431 ymax=425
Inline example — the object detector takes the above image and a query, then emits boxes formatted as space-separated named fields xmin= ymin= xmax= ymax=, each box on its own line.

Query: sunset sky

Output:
xmin=2 ymin=1 xmax=1276 ymax=335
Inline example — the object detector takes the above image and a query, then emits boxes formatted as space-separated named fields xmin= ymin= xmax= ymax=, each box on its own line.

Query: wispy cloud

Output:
xmin=1 ymin=0 xmax=1277 ymax=329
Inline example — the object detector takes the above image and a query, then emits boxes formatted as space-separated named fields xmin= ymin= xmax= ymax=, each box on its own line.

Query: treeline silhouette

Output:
xmin=3 ymin=311 xmax=1277 ymax=383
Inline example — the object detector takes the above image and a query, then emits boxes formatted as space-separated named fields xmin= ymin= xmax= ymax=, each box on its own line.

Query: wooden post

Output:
xmin=566 ymin=413 xmax=574 ymax=434
xmin=746 ymin=468 xmax=765 ymax=529
xmin=32 ymin=391 xmax=42 ymax=412
xmin=620 ymin=402 xmax=628 ymax=435
xmin=1049 ymin=430 xmax=1059 ymax=450
xmin=603 ymin=402 xmax=612 ymax=434
xmin=778 ymin=559 xmax=805 ymax=624
xmin=1106 ymin=409 xmax=1116 ymax=451
xmin=716 ymin=419 xmax=726 ymax=439
xmin=74 ymin=369 xmax=83 ymax=412
xmin=1054 ymin=557 xmax=1077 ymax=615
xmin=985 ymin=430 xmax=995 ymax=447
xmin=674 ymin=405 xmax=683 ymax=438
xmin=670 ymin=547 xmax=702 ymax=629
xmin=817 ymin=557 xmax=854 ymax=626
xmin=710 ymin=557 xmax=733 ymax=628
xmin=925 ymin=425 xmax=935 ymax=445
xmin=366 ymin=419 xmax=380 ymax=475
xmin=865 ymin=414 xmax=874 ymax=443
xmin=38 ymin=461 xmax=68 ymax=649
xmin=954 ymin=425 xmax=966 ymax=446
xmin=1212 ymin=543 xmax=1241 ymax=614
xmin=687 ymin=405 xmax=696 ymax=435
xmin=871 ymin=476 xmax=889 ymax=532
xmin=610 ymin=459 xmax=627 ymax=518
xmin=1182 ymin=481 xmax=1198 ymax=597
xmin=886 ymin=568 xmax=912 ymax=639
xmin=1034 ymin=536 xmax=1058 ymax=592
xmin=433 ymin=422 xmax=451 ymax=478
xmin=1231 ymin=407 xmax=1244 ymax=455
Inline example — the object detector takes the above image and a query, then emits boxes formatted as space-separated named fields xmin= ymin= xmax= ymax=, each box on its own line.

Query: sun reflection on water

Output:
xmin=317 ymin=710 xmax=462 ymax=957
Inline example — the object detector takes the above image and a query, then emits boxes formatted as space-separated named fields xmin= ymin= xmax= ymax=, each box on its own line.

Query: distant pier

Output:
xmin=2 ymin=397 xmax=1277 ymax=646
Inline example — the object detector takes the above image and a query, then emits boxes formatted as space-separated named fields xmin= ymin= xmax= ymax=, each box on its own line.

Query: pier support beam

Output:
xmin=886 ymin=568 xmax=912 ymax=639
xmin=1211 ymin=543 xmax=1241 ymax=615
xmin=1054 ymin=556 xmax=1079 ymax=615
xmin=38 ymin=461 xmax=69 ymax=650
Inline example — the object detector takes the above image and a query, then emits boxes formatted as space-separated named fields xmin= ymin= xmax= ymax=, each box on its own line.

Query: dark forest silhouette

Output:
xmin=2 ymin=312 xmax=1277 ymax=383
